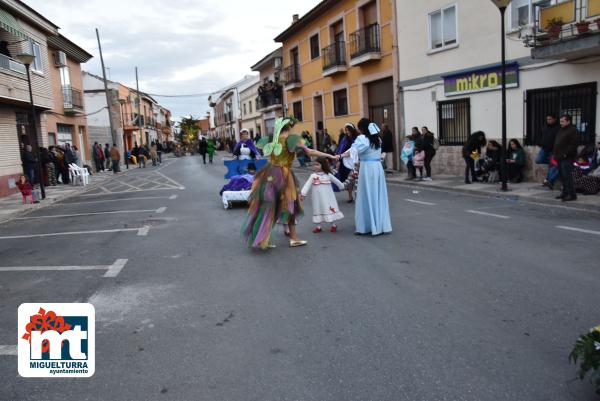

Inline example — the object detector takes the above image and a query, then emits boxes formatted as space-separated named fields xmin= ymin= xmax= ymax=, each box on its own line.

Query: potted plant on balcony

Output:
xmin=575 ymin=20 xmax=591 ymax=34
xmin=546 ymin=17 xmax=564 ymax=39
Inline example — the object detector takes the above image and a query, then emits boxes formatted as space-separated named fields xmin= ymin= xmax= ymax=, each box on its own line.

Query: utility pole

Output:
xmin=95 ymin=28 xmax=117 ymax=148
xmin=136 ymin=67 xmax=143 ymax=146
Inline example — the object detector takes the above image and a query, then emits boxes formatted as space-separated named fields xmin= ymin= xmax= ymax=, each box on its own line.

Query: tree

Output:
xmin=179 ymin=115 xmax=200 ymax=144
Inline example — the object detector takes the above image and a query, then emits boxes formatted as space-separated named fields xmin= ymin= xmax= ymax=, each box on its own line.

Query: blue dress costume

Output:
xmin=351 ymin=134 xmax=392 ymax=235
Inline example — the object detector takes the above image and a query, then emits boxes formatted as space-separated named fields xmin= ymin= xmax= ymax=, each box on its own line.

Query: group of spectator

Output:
xmin=20 ymin=142 xmax=84 ymax=187
xmin=401 ymin=126 xmax=438 ymax=181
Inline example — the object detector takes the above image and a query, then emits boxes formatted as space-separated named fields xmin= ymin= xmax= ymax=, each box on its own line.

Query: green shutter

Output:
xmin=0 ymin=7 xmax=30 ymax=41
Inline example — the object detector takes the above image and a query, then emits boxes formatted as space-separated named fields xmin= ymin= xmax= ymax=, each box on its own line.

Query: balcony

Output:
xmin=349 ymin=23 xmax=381 ymax=66
xmin=322 ymin=41 xmax=347 ymax=76
xmin=282 ymin=64 xmax=301 ymax=90
xmin=257 ymin=83 xmax=283 ymax=111
xmin=62 ymin=86 xmax=84 ymax=114
xmin=524 ymin=0 xmax=600 ymax=60
xmin=0 ymin=53 xmax=26 ymax=75
xmin=123 ymin=113 xmax=143 ymax=130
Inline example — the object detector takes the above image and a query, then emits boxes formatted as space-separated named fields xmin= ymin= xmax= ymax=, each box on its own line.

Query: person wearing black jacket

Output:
xmin=553 ymin=114 xmax=580 ymax=201
xmin=198 ymin=137 xmax=208 ymax=164
xmin=381 ymin=124 xmax=394 ymax=170
xmin=22 ymin=144 xmax=37 ymax=185
xmin=421 ymin=126 xmax=436 ymax=180
xmin=462 ymin=131 xmax=487 ymax=184
xmin=536 ymin=114 xmax=560 ymax=188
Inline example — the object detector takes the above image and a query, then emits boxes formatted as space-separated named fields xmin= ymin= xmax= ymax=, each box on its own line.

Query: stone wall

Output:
xmin=428 ymin=141 xmax=546 ymax=182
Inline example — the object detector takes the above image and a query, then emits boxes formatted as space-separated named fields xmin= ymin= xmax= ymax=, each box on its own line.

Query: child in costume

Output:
xmin=300 ymin=157 xmax=344 ymax=233
xmin=242 ymin=118 xmax=338 ymax=249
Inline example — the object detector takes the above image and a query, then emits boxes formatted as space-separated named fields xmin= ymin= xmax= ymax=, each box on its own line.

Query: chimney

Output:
xmin=292 ymin=14 xmax=299 ymax=24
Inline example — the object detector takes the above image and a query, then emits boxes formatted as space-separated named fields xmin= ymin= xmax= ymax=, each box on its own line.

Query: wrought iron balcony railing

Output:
xmin=349 ymin=23 xmax=381 ymax=59
xmin=322 ymin=41 xmax=347 ymax=71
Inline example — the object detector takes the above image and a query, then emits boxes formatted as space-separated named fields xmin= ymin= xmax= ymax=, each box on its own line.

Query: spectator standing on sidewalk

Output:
xmin=462 ymin=131 xmax=487 ymax=184
xmin=536 ymin=114 xmax=560 ymax=189
xmin=110 ymin=144 xmax=121 ymax=173
xmin=421 ymin=126 xmax=437 ymax=180
xmin=22 ymin=144 xmax=37 ymax=185
xmin=93 ymin=142 xmax=104 ymax=173
xmin=553 ymin=114 xmax=580 ymax=202
xmin=104 ymin=143 xmax=111 ymax=171
xmin=381 ymin=124 xmax=395 ymax=171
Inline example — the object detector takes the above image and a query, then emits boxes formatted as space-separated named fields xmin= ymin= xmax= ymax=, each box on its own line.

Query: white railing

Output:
xmin=0 ymin=53 xmax=26 ymax=74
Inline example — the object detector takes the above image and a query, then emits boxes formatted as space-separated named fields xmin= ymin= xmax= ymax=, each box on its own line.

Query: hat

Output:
xmin=368 ymin=122 xmax=381 ymax=136
xmin=240 ymin=128 xmax=249 ymax=134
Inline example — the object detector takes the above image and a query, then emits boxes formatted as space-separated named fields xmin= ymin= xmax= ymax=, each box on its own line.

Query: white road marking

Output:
xmin=556 ymin=226 xmax=600 ymax=236
xmin=104 ymin=259 xmax=128 ymax=277
xmin=0 ymin=227 xmax=145 ymax=240
xmin=404 ymin=199 xmax=436 ymax=206
xmin=15 ymin=209 xmax=159 ymax=220
xmin=156 ymin=171 xmax=186 ymax=190
xmin=0 ymin=345 xmax=17 ymax=356
xmin=137 ymin=226 xmax=150 ymax=236
xmin=55 ymin=195 xmax=176 ymax=206
xmin=466 ymin=210 xmax=510 ymax=219
xmin=0 ymin=259 xmax=128 ymax=278
xmin=77 ymin=188 xmax=182 ymax=196
xmin=155 ymin=207 xmax=167 ymax=214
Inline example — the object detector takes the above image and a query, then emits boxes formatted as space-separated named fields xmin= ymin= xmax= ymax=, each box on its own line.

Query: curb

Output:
xmin=0 ymin=174 xmax=116 ymax=225
xmin=386 ymin=179 xmax=600 ymax=214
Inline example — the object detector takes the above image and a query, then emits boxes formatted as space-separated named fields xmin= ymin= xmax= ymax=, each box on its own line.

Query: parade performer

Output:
xmin=342 ymin=118 xmax=392 ymax=236
xmin=233 ymin=129 xmax=260 ymax=160
xmin=242 ymin=117 xmax=338 ymax=249
xmin=300 ymin=157 xmax=344 ymax=233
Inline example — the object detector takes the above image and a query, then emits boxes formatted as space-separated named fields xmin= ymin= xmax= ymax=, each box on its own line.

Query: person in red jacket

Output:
xmin=16 ymin=175 xmax=35 ymax=204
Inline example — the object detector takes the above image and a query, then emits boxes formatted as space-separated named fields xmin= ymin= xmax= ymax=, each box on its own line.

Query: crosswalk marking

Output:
xmin=556 ymin=226 xmax=600 ymax=236
xmin=466 ymin=210 xmax=510 ymax=219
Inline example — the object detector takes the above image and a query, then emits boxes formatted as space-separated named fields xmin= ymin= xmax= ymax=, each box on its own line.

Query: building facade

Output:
xmin=0 ymin=0 xmax=57 ymax=196
xmin=251 ymin=48 xmax=284 ymax=137
xmin=396 ymin=0 xmax=600 ymax=178
xmin=210 ymin=75 xmax=259 ymax=141
xmin=45 ymin=34 xmax=93 ymax=164
xmin=82 ymin=71 xmax=122 ymax=152
xmin=239 ymin=76 xmax=261 ymax=138
xmin=275 ymin=0 xmax=398 ymax=162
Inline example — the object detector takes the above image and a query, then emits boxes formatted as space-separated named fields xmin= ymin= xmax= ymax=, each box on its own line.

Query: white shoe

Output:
xmin=422 ymin=177 xmax=433 ymax=181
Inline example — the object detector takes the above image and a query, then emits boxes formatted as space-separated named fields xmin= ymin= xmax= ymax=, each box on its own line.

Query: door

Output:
xmin=313 ymin=95 xmax=324 ymax=133
xmin=367 ymin=78 xmax=396 ymax=168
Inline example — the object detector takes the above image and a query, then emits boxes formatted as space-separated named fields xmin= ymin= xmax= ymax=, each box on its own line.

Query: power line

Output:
xmin=143 ymin=92 xmax=215 ymax=98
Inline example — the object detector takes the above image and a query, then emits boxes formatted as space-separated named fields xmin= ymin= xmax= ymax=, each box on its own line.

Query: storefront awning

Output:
xmin=0 ymin=7 xmax=30 ymax=42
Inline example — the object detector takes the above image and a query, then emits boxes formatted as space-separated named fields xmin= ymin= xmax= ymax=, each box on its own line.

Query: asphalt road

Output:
xmin=1 ymin=154 xmax=599 ymax=401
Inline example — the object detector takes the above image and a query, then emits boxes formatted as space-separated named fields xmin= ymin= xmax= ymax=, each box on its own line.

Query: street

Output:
xmin=1 ymin=154 xmax=599 ymax=401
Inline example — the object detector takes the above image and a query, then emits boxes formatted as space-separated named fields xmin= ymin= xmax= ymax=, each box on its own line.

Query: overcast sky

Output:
xmin=24 ymin=0 xmax=319 ymax=120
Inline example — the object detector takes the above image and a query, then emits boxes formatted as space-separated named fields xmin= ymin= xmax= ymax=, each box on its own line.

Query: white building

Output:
xmin=239 ymin=76 xmax=261 ymax=138
xmin=396 ymin=0 xmax=600 ymax=178
xmin=82 ymin=71 xmax=122 ymax=150
xmin=210 ymin=75 xmax=259 ymax=141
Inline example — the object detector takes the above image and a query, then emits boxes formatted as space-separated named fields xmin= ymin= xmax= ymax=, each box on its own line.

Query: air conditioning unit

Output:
xmin=273 ymin=57 xmax=282 ymax=70
xmin=53 ymin=51 xmax=67 ymax=67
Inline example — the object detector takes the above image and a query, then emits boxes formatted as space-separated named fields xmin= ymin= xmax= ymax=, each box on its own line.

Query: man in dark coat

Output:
xmin=553 ymin=114 xmax=580 ymax=201
xmin=381 ymin=124 xmax=395 ymax=171
xmin=537 ymin=114 xmax=560 ymax=189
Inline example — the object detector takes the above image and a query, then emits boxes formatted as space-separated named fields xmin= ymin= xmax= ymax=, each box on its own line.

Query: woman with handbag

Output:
xmin=462 ymin=131 xmax=487 ymax=184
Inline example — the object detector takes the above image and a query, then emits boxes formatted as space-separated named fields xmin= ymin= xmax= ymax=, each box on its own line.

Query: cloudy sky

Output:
xmin=24 ymin=0 xmax=319 ymax=120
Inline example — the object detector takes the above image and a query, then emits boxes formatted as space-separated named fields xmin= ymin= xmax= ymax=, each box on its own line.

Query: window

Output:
xmin=243 ymin=103 xmax=247 ymax=115
xmin=292 ymin=101 xmax=303 ymax=121
xmin=333 ymin=89 xmax=348 ymax=117
xmin=48 ymin=132 xmax=56 ymax=146
xmin=310 ymin=34 xmax=320 ymax=59
xmin=59 ymin=66 xmax=70 ymax=87
xmin=429 ymin=5 xmax=457 ymax=50
xmin=57 ymin=124 xmax=73 ymax=145
xmin=29 ymin=41 xmax=43 ymax=72
xmin=510 ymin=0 xmax=531 ymax=30
xmin=249 ymin=101 xmax=252 ymax=113
xmin=255 ymin=99 xmax=259 ymax=111
xmin=437 ymin=98 xmax=470 ymax=145
xmin=525 ymin=82 xmax=597 ymax=146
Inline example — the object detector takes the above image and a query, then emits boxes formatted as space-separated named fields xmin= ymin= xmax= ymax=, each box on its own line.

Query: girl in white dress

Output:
xmin=300 ymin=157 xmax=344 ymax=233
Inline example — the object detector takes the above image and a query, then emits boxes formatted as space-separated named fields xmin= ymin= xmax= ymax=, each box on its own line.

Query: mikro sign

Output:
xmin=443 ymin=63 xmax=519 ymax=96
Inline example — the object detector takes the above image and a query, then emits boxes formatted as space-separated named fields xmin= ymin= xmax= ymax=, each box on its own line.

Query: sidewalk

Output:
xmin=0 ymin=171 xmax=117 ymax=224
xmin=386 ymin=173 xmax=600 ymax=212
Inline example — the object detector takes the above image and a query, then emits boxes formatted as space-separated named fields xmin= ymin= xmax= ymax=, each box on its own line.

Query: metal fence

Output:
xmin=322 ymin=41 xmax=346 ymax=71
xmin=349 ymin=23 xmax=381 ymax=59
xmin=525 ymin=82 xmax=597 ymax=146
xmin=437 ymin=98 xmax=471 ymax=146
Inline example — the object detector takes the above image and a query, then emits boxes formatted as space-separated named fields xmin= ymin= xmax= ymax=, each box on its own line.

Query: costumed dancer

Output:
xmin=242 ymin=117 xmax=338 ymax=249
xmin=300 ymin=157 xmax=344 ymax=233
xmin=342 ymin=118 xmax=392 ymax=236
xmin=233 ymin=129 xmax=260 ymax=160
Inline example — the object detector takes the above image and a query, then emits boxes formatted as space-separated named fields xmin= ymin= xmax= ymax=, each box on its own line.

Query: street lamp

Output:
xmin=16 ymin=52 xmax=45 ymax=199
xmin=490 ymin=0 xmax=512 ymax=192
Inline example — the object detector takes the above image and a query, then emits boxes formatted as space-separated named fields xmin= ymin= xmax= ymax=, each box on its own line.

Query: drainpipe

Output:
xmin=391 ymin=0 xmax=403 ymax=172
